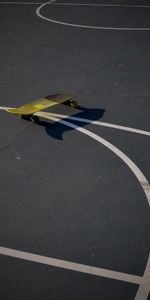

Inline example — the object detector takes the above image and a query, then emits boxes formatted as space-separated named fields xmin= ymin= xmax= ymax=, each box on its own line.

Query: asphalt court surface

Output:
xmin=0 ymin=0 xmax=150 ymax=299
xmin=40 ymin=1 xmax=150 ymax=29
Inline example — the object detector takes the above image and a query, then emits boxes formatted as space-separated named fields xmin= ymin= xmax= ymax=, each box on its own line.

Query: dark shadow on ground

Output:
xmin=35 ymin=106 xmax=105 ymax=140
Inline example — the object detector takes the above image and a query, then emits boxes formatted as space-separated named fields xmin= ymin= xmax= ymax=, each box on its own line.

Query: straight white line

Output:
xmin=49 ymin=2 xmax=150 ymax=9
xmin=0 ymin=246 xmax=142 ymax=285
xmin=0 ymin=106 xmax=13 ymax=110
xmin=135 ymin=254 xmax=150 ymax=300
xmin=0 ymin=1 xmax=43 ymax=4
xmin=0 ymin=110 xmax=150 ymax=298
xmin=0 ymin=106 xmax=150 ymax=136
xmin=36 ymin=111 xmax=150 ymax=205
xmin=1 ymin=2 xmax=149 ymax=8
xmin=37 ymin=112 xmax=150 ymax=300
xmin=48 ymin=112 xmax=150 ymax=137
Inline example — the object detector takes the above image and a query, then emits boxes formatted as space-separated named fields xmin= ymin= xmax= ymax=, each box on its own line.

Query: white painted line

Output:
xmin=0 ymin=106 xmax=150 ymax=136
xmin=0 ymin=108 xmax=150 ymax=297
xmin=0 ymin=1 xmax=150 ymax=8
xmin=36 ymin=111 xmax=150 ymax=206
xmin=48 ymin=112 xmax=150 ymax=137
xmin=0 ymin=1 xmax=43 ymax=4
xmin=0 ymin=106 xmax=13 ymax=110
xmin=135 ymin=254 xmax=150 ymax=300
xmin=0 ymin=246 xmax=142 ymax=284
xmin=48 ymin=2 xmax=150 ymax=9
xmin=36 ymin=112 xmax=150 ymax=300
xmin=36 ymin=2 xmax=150 ymax=31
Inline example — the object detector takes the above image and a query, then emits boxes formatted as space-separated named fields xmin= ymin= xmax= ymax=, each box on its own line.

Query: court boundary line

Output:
xmin=0 ymin=246 xmax=142 ymax=285
xmin=0 ymin=1 xmax=43 ymax=4
xmin=1 ymin=1 xmax=149 ymax=30
xmin=0 ymin=1 xmax=44 ymax=5
xmin=37 ymin=112 xmax=150 ymax=300
xmin=47 ymin=2 xmax=150 ymax=9
xmin=36 ymin=111 xmax=150 ymax=204
xmin=0 ymin=1 xmax=150 ymax=8
xmin=0 ymin=106 xmax=150 ymax=136
xmin=0 ymin=109 xmax=149 ymax=299
xmin=36 ymin=1 xmax=150 ymax=31
xmin=48 ymin=112 xmax=150 ymax=137
xmin=0 ymin=1 xmax=149 ymax=296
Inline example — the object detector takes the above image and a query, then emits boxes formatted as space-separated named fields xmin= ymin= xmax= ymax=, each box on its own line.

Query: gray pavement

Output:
xmin=0 ymin=1 xmax=150 ymax=299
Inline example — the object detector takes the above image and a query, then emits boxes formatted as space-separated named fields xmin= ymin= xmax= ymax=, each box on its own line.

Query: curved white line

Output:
xmin=36 ymin=111 xmax=150 ymax=300
xmin=0 ymin=104 xmax=150 ymax=297
xmin=0 ymin=1 xmax=150 ymax=8
xmin=36 ymin=111 xmax=150 ymax=205
xmin=1 ymin=105 xmax=150 ymax=136
xmin=36 ymin=2 xmax=150 ymax=31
